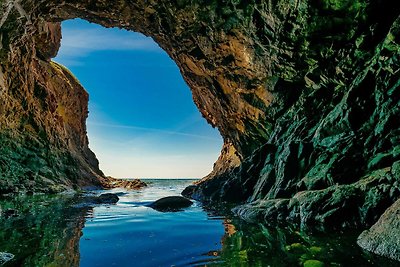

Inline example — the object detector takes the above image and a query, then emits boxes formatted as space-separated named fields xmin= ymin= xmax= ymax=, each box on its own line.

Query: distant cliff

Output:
xmin=0 ymin=0 xmax=399 ymax=261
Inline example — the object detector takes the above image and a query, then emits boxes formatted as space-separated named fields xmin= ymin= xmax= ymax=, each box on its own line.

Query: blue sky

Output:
xmin=54 ymin=19 xmax=222 ymax=178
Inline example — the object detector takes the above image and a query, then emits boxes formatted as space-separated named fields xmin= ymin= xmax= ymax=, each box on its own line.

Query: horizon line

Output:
xmin=88 ymin=121 xmax=221 ymax=141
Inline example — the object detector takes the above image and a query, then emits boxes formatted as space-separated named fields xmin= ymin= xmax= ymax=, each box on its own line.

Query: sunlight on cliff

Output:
xmin=54 ymin=19 xmax=222 ymax=179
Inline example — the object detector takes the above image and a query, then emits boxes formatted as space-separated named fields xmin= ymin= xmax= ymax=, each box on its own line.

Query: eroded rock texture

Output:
xmin=0 ymin=16 xmax=103 ymax=193
xmin=0 ymin=0 xmax=399 ymax=260
xmin=357 ymin=198 xmax=400 ymax=261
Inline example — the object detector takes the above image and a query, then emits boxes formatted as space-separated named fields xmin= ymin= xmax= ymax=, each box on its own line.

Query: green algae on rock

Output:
xmin=303 ymin=259 xmax=325 ymax=267
xmin=216 ymin=218 xmax=399 ymax=266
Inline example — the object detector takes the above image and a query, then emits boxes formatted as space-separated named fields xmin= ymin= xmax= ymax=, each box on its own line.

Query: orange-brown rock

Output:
xmin=0 ymin=19 xmax=103 ymax=193
xmin=100 ymin=176 xmax=147 ymax=190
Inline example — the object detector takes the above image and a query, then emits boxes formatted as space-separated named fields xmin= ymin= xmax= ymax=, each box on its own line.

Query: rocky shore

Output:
xmin=99 ymin=177 xmax=147 ymax=190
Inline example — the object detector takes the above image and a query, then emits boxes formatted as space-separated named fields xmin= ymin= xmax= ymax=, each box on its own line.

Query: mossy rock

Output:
xmin=303 ymin=259 xmax=325 ymax=267
xmin=309 ymin=246 xmax=323 ymax=255
xmin=286 ymin=243 xmax=308 ymax=254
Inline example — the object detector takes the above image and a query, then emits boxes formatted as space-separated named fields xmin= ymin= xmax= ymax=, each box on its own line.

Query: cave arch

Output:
xmin=55 ymin=18 xmax=223 ymax=178
xmin=45 ymin=0 xmax=276 ymax=157
xmin=1 ymin=1 xmax=400 ymax=247
xmin=2 ymin=0 xmax=277 ymax=191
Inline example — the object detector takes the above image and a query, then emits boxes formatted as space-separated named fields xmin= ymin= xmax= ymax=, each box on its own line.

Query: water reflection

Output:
xmin=0 ymin=194 xmax=87 ymax=267
xmin=217 ymin=219 xmax=400 ymax=267
xmin=1 ymin=181 xmax=400 ymax=267
xmin=78 ymin=180 xmax=226 ymax=267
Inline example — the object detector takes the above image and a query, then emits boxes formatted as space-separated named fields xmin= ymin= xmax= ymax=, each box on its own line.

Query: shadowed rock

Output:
xmin=357 ymin=199 xmax=400 ymax=261
xmin=95 ymin=193 xmax=119 ymax=204
xmin=77 ymin=193 xmax=119 ymax=207
xmin=181 ymin=185 xmax=196 ymax=198
xmin=149 ymin=196 xmax=193 ymax=212
xmin=2 ymin=208 xmax=19 ymax=219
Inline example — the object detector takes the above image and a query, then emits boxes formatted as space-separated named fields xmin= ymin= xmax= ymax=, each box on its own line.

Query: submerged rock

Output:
xmin=149 ymin=196 xmax=193 ymax=212
xmin=95 ymin=193 xmax=119 ymax=204
xmin=357 ymin=199 xmax=400 ymax=261
xmin=0 ymin=252 xmax=15 ymax=265
xmin=75 ymin=193 xmax=120 ymax=207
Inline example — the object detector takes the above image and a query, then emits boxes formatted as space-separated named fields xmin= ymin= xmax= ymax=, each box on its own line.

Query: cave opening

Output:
xmin=54 ymin=19 xmax=222 ymax=179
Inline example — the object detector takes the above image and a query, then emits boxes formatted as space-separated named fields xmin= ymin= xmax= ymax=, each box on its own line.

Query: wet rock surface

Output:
xmin=149 ymin=196 xmax=193 ymax=212
xmin=357 ymin=199 xmax=400 ymax=261
xmin=233 ymin=163 xmax=400 ymax=230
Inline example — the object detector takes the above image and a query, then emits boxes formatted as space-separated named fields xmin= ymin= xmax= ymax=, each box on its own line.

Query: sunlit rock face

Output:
xmin=1 ymin=0 xmax=400 ymax=258
xmin=0 ymin=16 xmax=103 ymax=193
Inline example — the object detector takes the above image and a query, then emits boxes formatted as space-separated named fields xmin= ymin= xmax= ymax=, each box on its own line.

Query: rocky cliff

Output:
xmin=0 ymin=0 xmax=399 ymax=261
xmin=0 ymin=14 xmax=104 ymax=193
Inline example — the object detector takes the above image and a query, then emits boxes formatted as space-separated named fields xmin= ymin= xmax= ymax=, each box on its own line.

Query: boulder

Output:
xmin=95 ymin=193 xmax=119 ymax=204
xmin=100 ymin=177 xmax=147 ymax=190
xmin=149 ymin=196 xmax=193 ymax=212
xmin=357 ymin=199 xmax=400 ymax=261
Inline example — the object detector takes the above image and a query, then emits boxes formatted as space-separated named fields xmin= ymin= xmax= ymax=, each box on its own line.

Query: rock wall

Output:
xmin=0 ymin=0 xmax=399 ymax=260
xmin=0 ymin=11 xmax=103 ymax=193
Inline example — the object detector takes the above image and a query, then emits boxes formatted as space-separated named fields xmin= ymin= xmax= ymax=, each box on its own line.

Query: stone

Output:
xmin=149 ymin=196 xmax=193 ymax=212
xmin=0 ymin=252 xmax=15 ymax=265
xmin=76 ymin=193 xmax=120 ymax=207
xmin=181 ymin=185 xmax=196 ymax=197
xmin=94 ymin=193 xmax=119 ymax=204
xmin=357 ymin=199 xmax=400 ymax=261
xmin=100 ymin=177 xmax=147 ymax=190
xmin=303 ymin=259 xmax=325 ymax=267
xmin=234 ymin=167 xmax=400 ymax=230
xmin=286 ymin=243 xmax=307 ymax=254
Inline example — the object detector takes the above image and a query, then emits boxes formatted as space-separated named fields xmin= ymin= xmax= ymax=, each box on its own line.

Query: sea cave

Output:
xmin=0 ymin=0 xmax=399 ymax=265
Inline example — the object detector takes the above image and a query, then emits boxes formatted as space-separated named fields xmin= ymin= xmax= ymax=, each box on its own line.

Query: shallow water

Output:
xmin=0 ymin=179 xmax=399 ymax=266
xmin=79 ymin=179 xmax=226 ymax=267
